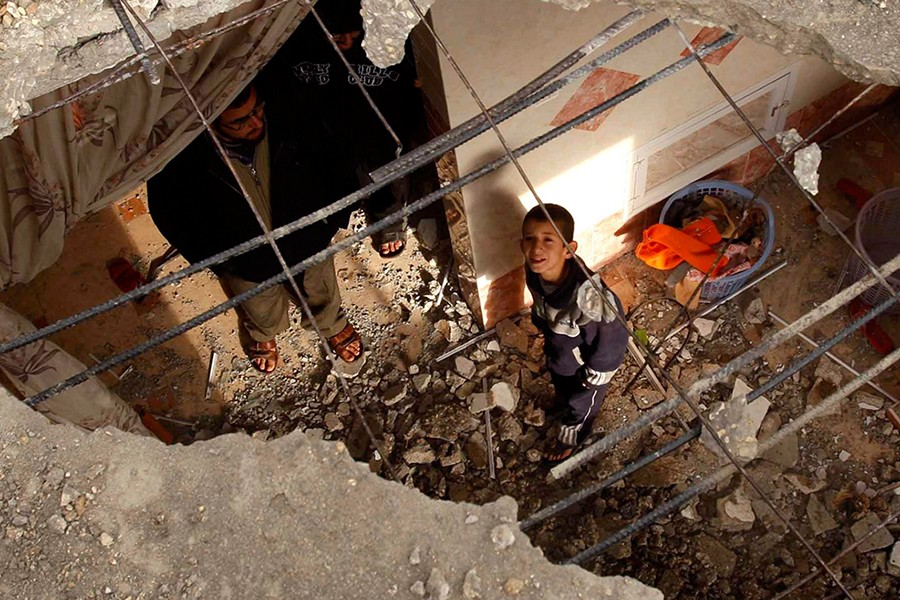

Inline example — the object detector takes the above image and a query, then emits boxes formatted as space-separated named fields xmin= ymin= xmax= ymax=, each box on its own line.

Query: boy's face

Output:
xmin=520 ymin=219 xmax=577 ymax=284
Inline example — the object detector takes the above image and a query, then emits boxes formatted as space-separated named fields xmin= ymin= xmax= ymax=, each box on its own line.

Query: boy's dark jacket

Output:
xmin=525 ymin=257 xmax=628 ymax=388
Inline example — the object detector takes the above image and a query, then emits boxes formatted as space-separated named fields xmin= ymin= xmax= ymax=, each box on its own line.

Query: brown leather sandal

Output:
xmin=248 ymin=339 xmax=279 ymax=374
xmin=328 ymin=323 xmax=363 ymax=363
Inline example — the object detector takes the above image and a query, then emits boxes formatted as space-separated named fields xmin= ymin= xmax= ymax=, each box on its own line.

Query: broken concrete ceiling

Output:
xmin=0 ymin=391 xmax=663 ymax=599
xmin=0 ymin=0 xmax=898 ymax=138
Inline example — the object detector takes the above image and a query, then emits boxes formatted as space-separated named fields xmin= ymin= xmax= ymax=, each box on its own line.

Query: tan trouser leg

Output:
xmin=219 ymin=273 xmax=291 ymax=343
xmin=220 ymin=255 xmax=346 ymax=342
xmin=298 ymin=255 xmax=346 ymax=339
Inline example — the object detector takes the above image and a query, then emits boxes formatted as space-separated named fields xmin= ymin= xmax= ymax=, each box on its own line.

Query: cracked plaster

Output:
xmin=360 ymin=0 xmax=900 ymax=84
xmin=1 ymin=0 xmax=897 ymax=138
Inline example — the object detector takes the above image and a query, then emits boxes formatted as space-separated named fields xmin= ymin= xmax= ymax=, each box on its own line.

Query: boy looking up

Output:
xmin=521 ymin=204 xmax=629 ymax=462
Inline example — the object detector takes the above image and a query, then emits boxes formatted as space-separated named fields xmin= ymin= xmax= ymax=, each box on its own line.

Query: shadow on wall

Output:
xmin=477 ymin=185 xmax=528 ymax=329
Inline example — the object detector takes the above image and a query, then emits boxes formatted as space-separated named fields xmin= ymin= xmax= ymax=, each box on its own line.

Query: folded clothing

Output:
xmin=636 ymin=217 xmax=726 ymax=273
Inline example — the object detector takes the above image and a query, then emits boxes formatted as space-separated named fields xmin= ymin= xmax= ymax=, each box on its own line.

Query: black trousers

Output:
xmin=551 ymin=372 xmax=609 ymax=444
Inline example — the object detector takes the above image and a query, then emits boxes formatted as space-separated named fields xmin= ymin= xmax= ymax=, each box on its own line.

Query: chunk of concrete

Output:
xmin=495 ymin=319 xmax=529 ymax=354
xmin=701 ymin=378 xmax=769 ymax=461
xmin=455 ymin=356 xmax=476 ymax=379
xmin=851 ymin=513 xmax=895 ymax=553
xmin=806 ymin=495 xmax=838 ymax=536
xmin=490 ymin=382 xmax=519 ymax=413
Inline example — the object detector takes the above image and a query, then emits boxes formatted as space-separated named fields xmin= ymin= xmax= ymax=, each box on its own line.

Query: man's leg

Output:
xmin=357 ymin=158 xmax=409 ymax=256
xmin=219 ymin=273 xmax=291 ymax=372
xmin=294 ymin=255 xmax=347 ymax=338
xmin=291 ymin=256 xmax=365 ymax=372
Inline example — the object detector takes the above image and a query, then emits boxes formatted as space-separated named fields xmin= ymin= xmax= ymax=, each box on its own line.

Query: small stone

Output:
xmin=496 ymin=319 xmax=529 ymax=354
xmin=409 ymin=546 xmax=421 ymax=565
xmin=763 ymin=431 xmax=799 ymax=468
xmin=490 ymin=382 xmax=519 ymax=413
xmin=410 ymin=581 xmax=425 ymax=596
xmin=784 ymin=473 xmax=826 ymax=495
xmin=412 ymin=374 xmax=431 ymax=394
xmin=839 ymin=450 xmax=852 ymax=462
xmin=404 ymin=440 xmax=436 ymax=464
xmin=851 ymin=513 xmax=895 ymax=552
xmin=408 ymin=364 xmax=420 ymax=375
xmin=465 ymin=432 xmax=488 ymax=469
xmin=503 ymin=579 xmax=525 ymax=595
xmin=455 ymin=356 xmax=476 ymax=379
xmin=439 ymin=443 xmax=464 ymax=467
xmin=11 ymin=515 xmax=27 ymax=527
xmin=60 ymin=484 xmax=77 ymax=507
xmin=486 ymin=340 xmax=501 ymax=352
xmin=806 ymin=495 xmax=838 ymax=535
xmin=467 ymin=393 xmax=490 ymax=414
xmin=44 ymin=467 xmax=65 ymax=487
xmin=324 ymin=412 xmax=343 ymax=432
xmin=523 ymin=405 xmax=544 ymax=427
xmin=744 ymin=298 xmax=767 ymax=324
xmin=99 ymin=532 xmax=114 ymax=547
xmin=814 ymin=356 xmax=843 ymax=386
xmin=491 ymin=524 xmax=515 ymax=550
xmin=633 ymin=387 xmax=665 ymax=409
xmin=455 ymin=381 xmax=477 ymax=400
xmin=383 ymin=384 xmax=408 ymax=406
xmin=717 ymin=488 xmax=755 ymax=531
xmin=692 ymin=317 xmax=717 ymax=339
xmin=889 ymin=543 xmax=900 ymax=571
xmin=465 ymin=514 xmax=479 ymax=524
xmin=426 ymin=568 xmax=450 ymax=600
xmin=463 ymin=569 xmax=482 ymax=598
xmin=46 ymin=514 xmax=67 ymax=534
xmin=855 ymin=391 xmax=884 ymax=411
xmin=448 ymin=322 xmax=463 ymax=343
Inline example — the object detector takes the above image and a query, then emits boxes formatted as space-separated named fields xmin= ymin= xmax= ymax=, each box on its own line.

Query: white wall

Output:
xmin=428 ymin=0 xmax=849 ymax=309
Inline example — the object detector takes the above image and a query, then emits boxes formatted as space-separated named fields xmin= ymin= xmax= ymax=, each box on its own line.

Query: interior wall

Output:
xmin=425 ymin=0 xmax=857 ymax=326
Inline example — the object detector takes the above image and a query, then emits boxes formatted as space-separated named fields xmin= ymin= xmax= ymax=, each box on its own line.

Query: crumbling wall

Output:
xmin=360 ymin=0 xmax=899 ymax=88
xmin=0 ymin=0 xmax=253 ymax=138
xmin=1 ymin=0 xmax=897 ymax=138
xmin=0 ymin=391 xmax=661 ymax=599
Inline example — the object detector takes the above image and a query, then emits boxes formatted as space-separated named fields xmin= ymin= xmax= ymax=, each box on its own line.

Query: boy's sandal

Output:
xmin=328 ymin=323 xmax=364 ymax=363
xmin=545 ymin=441 xmax=578 ymax=464
xmin=248 ymin=340 xmax=279 ymax=374
xmin=374 ymin=230 xmax=406 ymax=259
xmin=545 ymin=427 xmax=591 ymax=464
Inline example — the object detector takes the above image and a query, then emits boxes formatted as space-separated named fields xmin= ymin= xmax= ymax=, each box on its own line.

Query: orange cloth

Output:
xmin=635 ymin=218 xmax=725 ymax=273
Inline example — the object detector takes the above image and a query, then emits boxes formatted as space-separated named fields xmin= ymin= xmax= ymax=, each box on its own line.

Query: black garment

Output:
xmin=147 ymin=95 xmax=356 ymax=284
xmin=526 ymin=257 xmax=628 ymax=431
xmin=270 ymin=16 xmax=425 ymax=157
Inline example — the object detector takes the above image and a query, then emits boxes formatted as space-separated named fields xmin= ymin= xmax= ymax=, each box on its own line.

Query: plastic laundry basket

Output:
xmin=844 ymin=187 xmax=900 ymax=313
xmin=659 ymin=179 xmax=776 ymax=300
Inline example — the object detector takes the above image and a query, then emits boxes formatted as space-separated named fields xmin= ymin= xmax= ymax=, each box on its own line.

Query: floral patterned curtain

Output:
xmin=0 ymin=0 xmax=308 ymax=287
xmin=0 ymin=0 xmax=309 ymax=430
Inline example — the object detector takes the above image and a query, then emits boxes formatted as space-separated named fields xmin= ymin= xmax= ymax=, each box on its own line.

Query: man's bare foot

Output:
xmin=248 ymin=339 xmax=278 ymax=373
